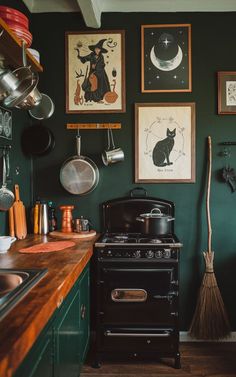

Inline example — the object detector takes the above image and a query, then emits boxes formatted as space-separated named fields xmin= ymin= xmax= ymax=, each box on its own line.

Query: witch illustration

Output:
xmin=75 ymin=39 xmax=111 ymax=103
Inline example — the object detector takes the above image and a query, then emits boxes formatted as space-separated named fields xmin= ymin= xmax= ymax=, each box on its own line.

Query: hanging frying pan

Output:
xmin=60 ymin=135 xmax=99 ymax=195
xmin=21 ymin=123 xmax=55 ymax=156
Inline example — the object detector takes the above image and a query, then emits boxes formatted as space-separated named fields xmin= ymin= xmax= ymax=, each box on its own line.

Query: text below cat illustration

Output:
xmin=135 ymin=103 xmax=195 ymax=183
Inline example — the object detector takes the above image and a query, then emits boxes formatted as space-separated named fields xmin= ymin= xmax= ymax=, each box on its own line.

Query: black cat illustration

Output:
xmin=152 ymin=128 xmax=176 ymax=167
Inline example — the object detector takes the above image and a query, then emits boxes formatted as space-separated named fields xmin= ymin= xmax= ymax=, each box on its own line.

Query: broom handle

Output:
xmin=207 ymin=136 xmax=212 ymax=253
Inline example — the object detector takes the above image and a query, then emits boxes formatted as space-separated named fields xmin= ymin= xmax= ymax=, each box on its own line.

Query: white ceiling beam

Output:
xmin=22 ymin=0 xmax=34 ymax=12
xmin=76 ymin=0 xmax=102 ymax=28
xmin=22 ymin=0 xmax=236 ymax=16
xmin=22 ymin=0 xmax=80 ymax=13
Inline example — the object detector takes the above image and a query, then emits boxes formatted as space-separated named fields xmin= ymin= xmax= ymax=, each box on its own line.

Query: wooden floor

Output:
xmin=81 ymin=343 xmax=236 ymax=377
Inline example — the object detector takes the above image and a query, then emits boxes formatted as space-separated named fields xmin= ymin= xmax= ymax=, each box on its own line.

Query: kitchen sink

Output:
xmin=0 ymin=268 xmax=48 ymax=319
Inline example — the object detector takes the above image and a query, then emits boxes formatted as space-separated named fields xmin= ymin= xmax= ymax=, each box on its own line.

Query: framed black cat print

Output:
xmin=135 ymin=103 xmax=196 ymax=183
xmin=141 ymin=24 xmax=192 ymax=92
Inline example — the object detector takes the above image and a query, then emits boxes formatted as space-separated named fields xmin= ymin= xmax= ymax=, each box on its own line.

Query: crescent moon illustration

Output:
xmin=150 ymin=45 xmax=183 ymax=72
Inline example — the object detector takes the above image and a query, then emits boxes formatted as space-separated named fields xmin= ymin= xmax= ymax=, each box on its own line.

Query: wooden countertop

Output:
xmin=0 ymin=234 xmax=98 ymax=377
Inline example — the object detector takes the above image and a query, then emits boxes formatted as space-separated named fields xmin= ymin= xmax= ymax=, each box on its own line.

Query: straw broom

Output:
xmin=189 ymin=136 xmax=231 ymax=340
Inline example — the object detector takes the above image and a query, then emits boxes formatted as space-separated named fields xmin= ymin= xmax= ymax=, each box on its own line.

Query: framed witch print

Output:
xmin=141 ymin=24 xmax=192 ymax=93
xmin=218 ymin=71 xmax=236 ymax=114
xmin=65 ymin=30 xmax=125 ymax=113
xmin=135 ymin=103 xmax=195 ymax=183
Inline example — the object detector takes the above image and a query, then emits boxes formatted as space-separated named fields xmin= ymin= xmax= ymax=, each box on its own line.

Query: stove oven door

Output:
xmin=99 ymin=262 xmax=178 ymax=327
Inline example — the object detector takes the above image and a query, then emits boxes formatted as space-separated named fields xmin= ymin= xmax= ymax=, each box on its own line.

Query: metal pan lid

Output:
xmin=139 ymin=208 xmax=169 ymax=218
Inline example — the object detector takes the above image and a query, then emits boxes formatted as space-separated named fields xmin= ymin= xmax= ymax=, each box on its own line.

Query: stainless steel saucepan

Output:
xmin=60 ymin=135 xmax=99 ymax=195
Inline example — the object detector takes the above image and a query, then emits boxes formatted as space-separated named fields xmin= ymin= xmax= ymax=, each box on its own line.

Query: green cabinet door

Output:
xmin=14 ymin=322 xmax=53 ymax=377
xmin=54 ymin=278 xmax=81 ymax=377
xmin=14 ymin=264 xmax=90 ymax=377
xmin=78 ymin=266 xmax=90 ymax=365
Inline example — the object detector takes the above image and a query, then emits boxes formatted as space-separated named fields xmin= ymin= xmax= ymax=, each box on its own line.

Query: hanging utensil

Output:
xmin=2 ymin=41 xmax=40 ymax=109
xmin=21 ymin=123 xmax=55 ymax=156
xmin=222 ymin=165 xmax=236 ymax=192
xmin=60 ymin=133 xmax=99 ymax=195
xmin=102 ymin=128 xmax=124 ymax=166
xmin=14 ymin=41 xmax=42 ymax=109
xmin=28 ymin=93 xmax=55 ymax=120
xmin=13 ymin=184 xmax=27 ymax=239
xmin=0 ymin=150 xmax=14 ymax=211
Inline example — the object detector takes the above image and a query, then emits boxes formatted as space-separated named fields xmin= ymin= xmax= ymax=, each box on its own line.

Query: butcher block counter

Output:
xmin=0 ymin=234 xmax=98 ymax=377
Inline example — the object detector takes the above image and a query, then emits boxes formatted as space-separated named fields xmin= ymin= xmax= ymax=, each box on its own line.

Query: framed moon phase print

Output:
xmin=135 ymin=103 xmax=196 ymax=183
xmin=65 ymin=30 xmax=125 ymax=113
xmin=141 ymin=24 xmax=192 ymax=93
xmin=218 ymin=71 xmax=236 ymax=114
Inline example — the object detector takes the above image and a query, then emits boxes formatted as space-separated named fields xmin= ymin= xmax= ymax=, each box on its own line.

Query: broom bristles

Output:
xmin=189 ymin=252 xmax=231 ymax=340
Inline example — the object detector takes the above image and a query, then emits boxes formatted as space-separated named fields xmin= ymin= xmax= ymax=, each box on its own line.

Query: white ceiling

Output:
xmin=22 ymin=0 xmax=236 ymax=28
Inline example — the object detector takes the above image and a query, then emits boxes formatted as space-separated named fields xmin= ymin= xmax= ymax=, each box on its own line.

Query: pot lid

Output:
xmin=139 ymin=208 xmax=168 ymax=218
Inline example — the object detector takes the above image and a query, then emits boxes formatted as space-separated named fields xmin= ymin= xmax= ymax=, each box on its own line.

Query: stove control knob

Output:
xmin=133 ymin=250 xmax=141 ymax=258
xmin=155 ymin=250 xmax=162 ymax=258
xmin=163 ymin=248 xmax=171 ymax=258
xmin=146 ymin=250 xmax=154 ymax=259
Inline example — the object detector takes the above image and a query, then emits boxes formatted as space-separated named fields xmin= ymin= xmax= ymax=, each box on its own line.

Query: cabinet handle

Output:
xmin=81 ymin=304 xmax=86 ymax=319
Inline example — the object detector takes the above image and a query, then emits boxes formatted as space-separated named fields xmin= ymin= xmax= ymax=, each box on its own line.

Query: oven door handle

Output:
xmin=104 ymin=330 xmax=171 ymax=338
xmin=111 ymin=288 xmax=147 ymax=302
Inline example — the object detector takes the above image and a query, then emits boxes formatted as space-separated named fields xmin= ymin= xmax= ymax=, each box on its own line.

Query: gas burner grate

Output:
xmin=113 ymin=235 xmax=129 ymax=241
xmin=146 ymin=238 xmax=162 ymax=244
xmin=138 ymin=236 xmax=176 ymax=244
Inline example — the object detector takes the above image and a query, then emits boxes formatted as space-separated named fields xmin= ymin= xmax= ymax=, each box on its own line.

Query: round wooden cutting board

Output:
xmin=49 ymin=230 xmax=96 ymax=240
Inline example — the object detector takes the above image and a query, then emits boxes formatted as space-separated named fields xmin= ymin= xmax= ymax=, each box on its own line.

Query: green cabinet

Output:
xmin=14 ymin=323 xmax=53 ymax=377
xmin=78 ymin=266 xmax=90 ymax=363
xmin=14 ymin=264 xmax=90 ymax=377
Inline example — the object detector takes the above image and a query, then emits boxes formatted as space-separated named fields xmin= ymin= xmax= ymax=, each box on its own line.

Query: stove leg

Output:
xmin=174 ymin=352 xmax=181 ymax=369
xmin=92 ymin=355 xmax=101 ymax=369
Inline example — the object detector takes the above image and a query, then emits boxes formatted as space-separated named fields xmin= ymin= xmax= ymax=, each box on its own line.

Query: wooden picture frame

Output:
xmin=65 ymin=30 xmax=125 ymax=113
xmin=135 ymin=103 xmax=196 ymax=183
xmin=141 ymin=24 xmax=192 ymax=93
xmin=218 ymin=71 xmax=236 ymax=114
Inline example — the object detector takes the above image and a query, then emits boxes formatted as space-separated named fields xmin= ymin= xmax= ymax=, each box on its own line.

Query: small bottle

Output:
xmin=48 ymin=201 xmax=57 ymax=232
xmin=33 ymin=200 xmax=40 ymax=234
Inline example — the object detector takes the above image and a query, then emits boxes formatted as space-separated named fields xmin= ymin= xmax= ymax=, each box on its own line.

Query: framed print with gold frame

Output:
xmin=135 ymin=102 xmax=196 ymax=183
xmin=141 ymin=24 xmax=192 ymax=93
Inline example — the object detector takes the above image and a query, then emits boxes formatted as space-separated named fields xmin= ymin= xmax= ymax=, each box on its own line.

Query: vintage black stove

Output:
xmin=92 ymin=188 xmax=182 ymax=368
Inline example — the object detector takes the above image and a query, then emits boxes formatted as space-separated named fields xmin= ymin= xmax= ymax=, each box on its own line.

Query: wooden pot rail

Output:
xmin=0 ymin=234 xmax=98 ymax=377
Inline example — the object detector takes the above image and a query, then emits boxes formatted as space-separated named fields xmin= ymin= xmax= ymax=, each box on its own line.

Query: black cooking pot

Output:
xmin=136 ymin=208 xmax=175 ymax=235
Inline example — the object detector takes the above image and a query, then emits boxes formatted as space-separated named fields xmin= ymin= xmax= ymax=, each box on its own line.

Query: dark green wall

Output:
xmin=0 ymin=0 xmax=34 ymax=235
xmin=29 ymin=11 xmax=236 ymax=331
